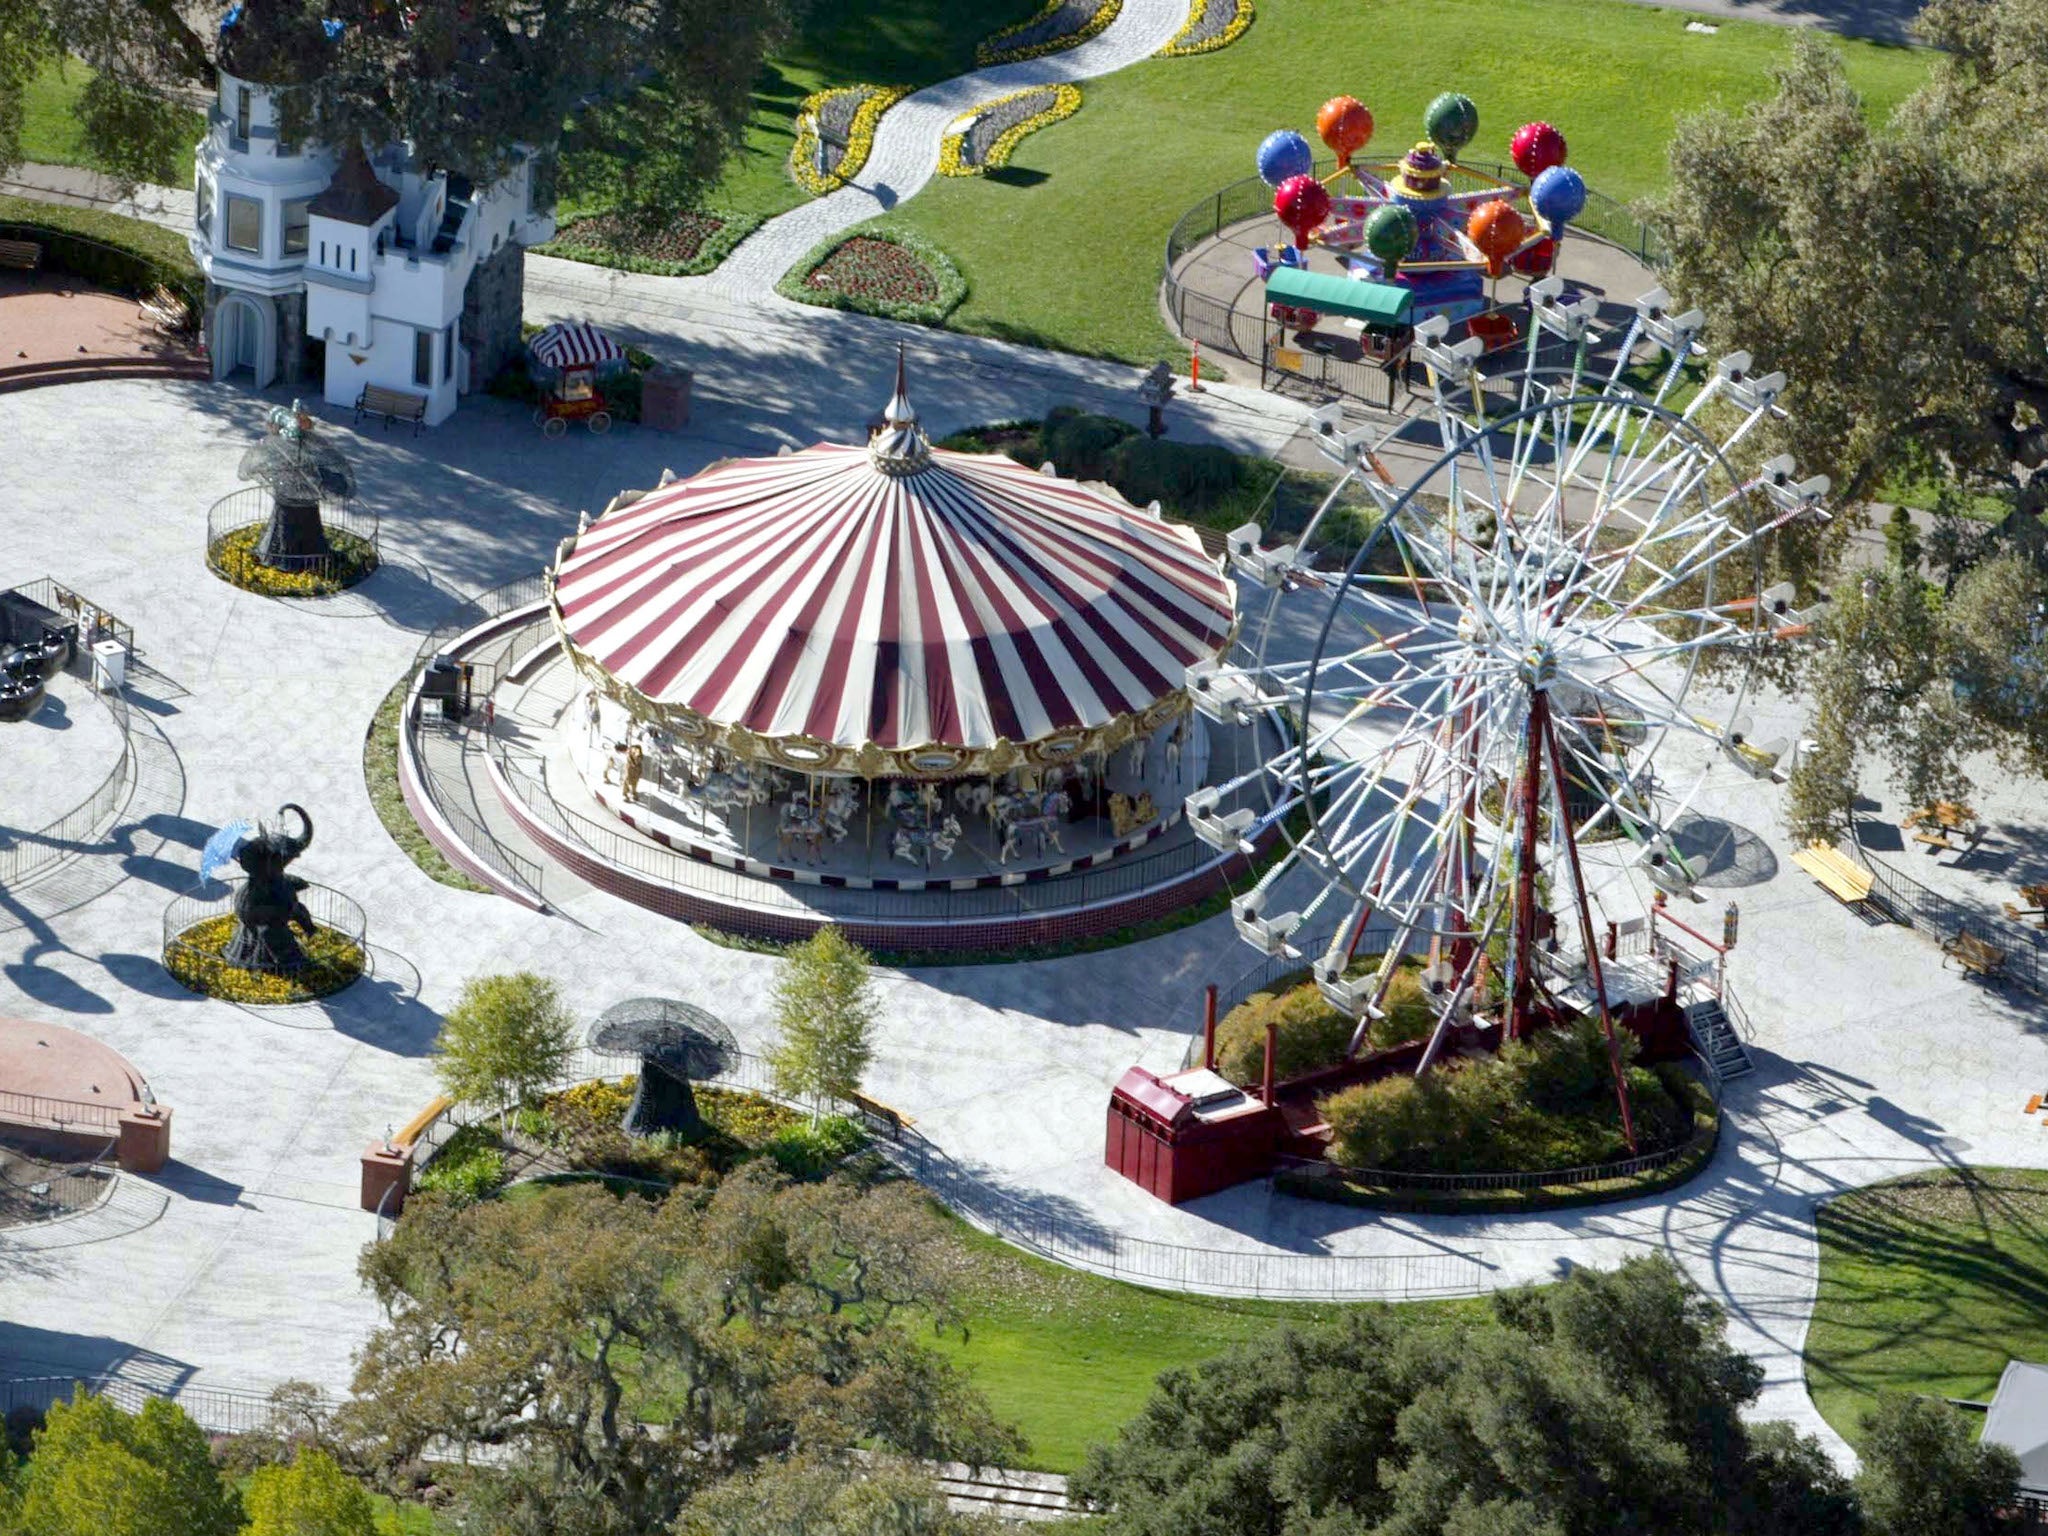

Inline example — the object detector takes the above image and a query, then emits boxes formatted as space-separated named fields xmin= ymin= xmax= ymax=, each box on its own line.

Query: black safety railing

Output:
xmin=0 ymin=690 xmax=133 ymax=889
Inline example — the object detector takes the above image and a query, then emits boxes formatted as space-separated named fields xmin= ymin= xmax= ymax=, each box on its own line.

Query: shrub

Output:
xmin=1107 ymin=435 xmax=1248 ymax=513
xmin=696 ymin=1084 xmax=803 ymax=1144
xmin=763 ymin=1115 xmax=870 ymax=1180
xmin=413 ymin=1124 xmax=506 ymax=1203
xmin=1321 ymin=1018 xmax=1703 ymax=1175
xmin=1213 ymin=958 xmax=1434 ymax=1087
xmin=1041 ymin=407 xmax=1133 ymax=479
xmin=0 ymin=198 xmax=200 ymax=304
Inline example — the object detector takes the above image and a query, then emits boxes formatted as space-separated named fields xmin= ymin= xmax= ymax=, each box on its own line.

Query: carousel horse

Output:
xmin=1128 ymin=734 xmax=1148 ymax=778
xmin=953 ymin=781 xmax=994 ymax=821
xmin=892 ymin=814 xmax=962 ymax=867
xmin=821 ymin=783 xmax=860 ymax=840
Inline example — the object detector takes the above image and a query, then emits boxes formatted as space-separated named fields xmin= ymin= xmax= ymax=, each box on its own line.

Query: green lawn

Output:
xmin=19 ymin=60 xmax=200 ymax=186
xmin=921 ymin=1217 xmax=1482 ymax=1472
xmin=1807 ymin=1167 xmax=2048 ymax=1448
xmin=876 ymin=0 xmax=1933 ymax=362
xmin=561 ymin=0 xmax=1044 ymax=223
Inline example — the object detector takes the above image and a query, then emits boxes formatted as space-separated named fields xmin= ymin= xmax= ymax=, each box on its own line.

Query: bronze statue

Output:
xmin=224 ymin=804 xmax=317 ymax=972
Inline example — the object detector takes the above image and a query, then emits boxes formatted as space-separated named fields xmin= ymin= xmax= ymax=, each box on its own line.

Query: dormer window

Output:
xmin=235 ymin=86 xmax=251 ymax=143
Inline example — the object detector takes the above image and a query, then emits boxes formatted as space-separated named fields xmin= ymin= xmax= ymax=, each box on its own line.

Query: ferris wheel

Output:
xmin=1184 ymin=281 xmax=1830 ymax=1103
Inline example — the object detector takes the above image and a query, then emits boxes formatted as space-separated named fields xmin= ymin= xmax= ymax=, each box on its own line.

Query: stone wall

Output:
xmin=461 ymin=241 xmax=525 ymax=392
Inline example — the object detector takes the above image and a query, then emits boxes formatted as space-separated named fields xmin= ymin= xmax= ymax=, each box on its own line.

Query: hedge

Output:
xmin=0 ymin=195 xmax=199 ymax=305
xmin=775 ymin=224 xmax=967 ymax=326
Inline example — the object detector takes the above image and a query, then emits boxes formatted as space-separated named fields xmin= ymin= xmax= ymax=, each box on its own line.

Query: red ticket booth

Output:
xmin=1105 ymin=1066 xmax=1283 ymax=1205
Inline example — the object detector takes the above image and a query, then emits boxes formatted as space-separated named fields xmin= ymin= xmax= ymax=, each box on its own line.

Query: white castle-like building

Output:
xmin=190 ymin=5 xmax=555 ymax=424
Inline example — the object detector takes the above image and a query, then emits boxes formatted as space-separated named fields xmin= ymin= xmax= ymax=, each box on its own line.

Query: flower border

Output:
xmin=775 ymin=224 xmax=967 ymax=326
xmin=537 ymin=210 xmax=765 ymax=277
xmin=790 ymin=84 xmax=912 ymax=197
xmin=1157 ymin=0 xmax=1254 ymax=56
xmin=937 ymin=83 xmax=1082 ymax=178
xmin=975 ymin=0 xmax=1122 ymax=66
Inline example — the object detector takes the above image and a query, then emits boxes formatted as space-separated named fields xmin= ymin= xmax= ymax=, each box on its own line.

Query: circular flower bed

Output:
xmin=164 ymin=915 xmax=366 ymax=1004
xmin=207 ymin=524 xmax=379 ymax=598
xmin=538 ymin=210 xmax=761 ymax=277
xmin=777 ymin=226 xmax=966 ymax=325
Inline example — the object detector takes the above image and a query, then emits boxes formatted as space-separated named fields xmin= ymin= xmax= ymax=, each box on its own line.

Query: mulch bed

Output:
xmin=963 ymin=87 xmax=1058 ymax=168
xmin=548 ymin=211 xmax=727 ymax=265
xmin=1174 ymin=0 xmax=1246 ymax=48
xmin=994 ymin=0 xmax=1105 ymax=53
xmin=804 ymin=236 xmax=939 ymax=305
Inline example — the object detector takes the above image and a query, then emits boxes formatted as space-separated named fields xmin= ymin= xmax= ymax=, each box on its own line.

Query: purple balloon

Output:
xmin=1257 ymin=130 xmax=1315 ymax=189
xmin=1531 ymin=165 xmax=1588 ymax=230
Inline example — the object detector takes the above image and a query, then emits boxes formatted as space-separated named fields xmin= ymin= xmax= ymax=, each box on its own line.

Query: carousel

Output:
xmin=541 ymin=360 xmax=1241 ymax=886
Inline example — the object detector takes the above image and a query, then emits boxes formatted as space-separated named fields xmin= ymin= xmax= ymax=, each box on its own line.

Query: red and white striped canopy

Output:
xmin=551 ymin=438 xmax=1236 ymax=756
xmin=529 ymin=321 xmax=625 ymax=370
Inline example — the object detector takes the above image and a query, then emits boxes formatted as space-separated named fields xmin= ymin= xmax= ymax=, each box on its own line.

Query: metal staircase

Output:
xmin=1685 ymin=997 xmax=1753 ymax=1081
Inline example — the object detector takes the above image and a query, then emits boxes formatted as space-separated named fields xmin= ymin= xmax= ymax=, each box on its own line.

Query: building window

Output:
xmin=282 ymin=199 xmax=309 ymax=256
xmin=413 ymin=329 xmax=434 ymax=388
xmin=225 ymin=195 xmax=262 ymax=254
xmin=317 ymin=240 xmax=326 ymax=267
xmin=195 ymin=176 xmax=213 ymax=237
xmin=443 ymin=322 xmax=456 ymax=383
xmin=235 ymin=86 xmax=251 ymax=142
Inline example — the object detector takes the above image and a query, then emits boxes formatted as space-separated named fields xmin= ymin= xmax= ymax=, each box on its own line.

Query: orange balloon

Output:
xmin=1466 ymin=199 xmax=1528 ymax=276
xmin=1317 ymin=95 xmax=1374 ymax=168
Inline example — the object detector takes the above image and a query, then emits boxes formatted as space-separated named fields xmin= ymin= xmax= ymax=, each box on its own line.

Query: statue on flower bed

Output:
xmin=219 ymin=804 xmax=317 ymax=973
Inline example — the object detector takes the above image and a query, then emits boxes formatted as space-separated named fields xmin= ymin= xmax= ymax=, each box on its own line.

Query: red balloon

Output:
xmin=1466 ymin=199 xmax=1528 ymax=276
xmin=1273 ymin=174 xmax=1332 ymax=251
xmin=1317 ymin=95 xmax=1374 ymax=169
xmin=1511 ymin=121 xmax=1568 ymax=179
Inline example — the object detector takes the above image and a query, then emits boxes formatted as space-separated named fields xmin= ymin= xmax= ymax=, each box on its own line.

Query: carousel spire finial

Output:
xmin=869 ymin=345 xmax=931 ymax=476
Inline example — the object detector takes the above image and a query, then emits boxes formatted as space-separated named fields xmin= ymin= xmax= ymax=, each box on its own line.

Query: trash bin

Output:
xmin=640 ymin=366 xmax=693 ymax=432
xmin=91 ymin=637 xmax=129 ymax=693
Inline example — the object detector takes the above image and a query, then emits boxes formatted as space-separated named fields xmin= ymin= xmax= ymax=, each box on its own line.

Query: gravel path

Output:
xmin=711 ymin=0 xmax=1191 ymax=296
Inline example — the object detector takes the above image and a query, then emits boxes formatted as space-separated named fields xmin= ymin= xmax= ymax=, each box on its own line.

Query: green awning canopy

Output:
xmin=1264 ymin=266 xmax=1413 ymax=328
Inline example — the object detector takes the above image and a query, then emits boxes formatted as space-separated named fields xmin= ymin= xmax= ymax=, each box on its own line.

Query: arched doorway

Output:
xmin=211 ymin=293 xmax=275 ymax=389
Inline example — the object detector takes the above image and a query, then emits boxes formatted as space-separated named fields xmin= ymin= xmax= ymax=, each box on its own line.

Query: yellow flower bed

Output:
xmin=207 ymin=524 xmax=379 ymax=598
xmin=164 ymin=915 xmax=366 ymax=1004
xmin=790 ymin=85 xmax=911 ymax=197
xmin=1158 ymin=0 xmax=1255 ymax=56
xmin=938 ymin=84 xmax=1083 ymax=178
xmin=976 ymin=0 xmax=1122 ymax=66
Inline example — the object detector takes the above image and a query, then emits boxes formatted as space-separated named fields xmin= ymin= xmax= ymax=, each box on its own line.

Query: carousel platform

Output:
xmin=406 ymin=615 xmax=1278 ymax=951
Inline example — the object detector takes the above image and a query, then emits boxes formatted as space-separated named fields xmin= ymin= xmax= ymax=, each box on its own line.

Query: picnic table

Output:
xmin=1903 ymin=801 xmax=1984 ymax=853
xmin=2005 ymin=882 xmax=2048 ymax=930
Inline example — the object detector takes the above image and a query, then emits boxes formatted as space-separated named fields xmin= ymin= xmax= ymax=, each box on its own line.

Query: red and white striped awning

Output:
xmin=528 ymin=321 xmax=625 ymax=371
xmin=550 ymin=434 xmax=1236 ymax=759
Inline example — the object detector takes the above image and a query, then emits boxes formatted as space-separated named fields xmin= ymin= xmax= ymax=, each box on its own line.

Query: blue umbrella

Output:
xmin=199 ymin=819 xmax=256 ymax=884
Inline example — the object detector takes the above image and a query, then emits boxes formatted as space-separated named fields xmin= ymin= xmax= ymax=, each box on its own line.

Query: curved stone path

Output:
xmin=711 ymin=0 xmax=1192 ymax=295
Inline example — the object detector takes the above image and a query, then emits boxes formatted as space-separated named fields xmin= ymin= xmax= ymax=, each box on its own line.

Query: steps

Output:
xmin=1686 ymin=998 xmax=1753 ymax=1081
xmin=0 ymin=352 xmax=209 ymax=395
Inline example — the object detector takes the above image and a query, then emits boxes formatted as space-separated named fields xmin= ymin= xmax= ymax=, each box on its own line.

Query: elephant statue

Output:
xmin=224 ymin=804 xmax=317 ymax=973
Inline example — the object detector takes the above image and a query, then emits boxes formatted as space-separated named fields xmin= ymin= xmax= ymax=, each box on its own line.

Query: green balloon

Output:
xmin=1365 ymin=204 xmax=1419 ymax=270
xmin=1424 ymin=92 xmax=1479 ymax=158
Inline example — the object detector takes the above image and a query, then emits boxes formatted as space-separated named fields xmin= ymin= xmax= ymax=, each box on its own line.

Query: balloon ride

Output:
xmin=1252 ymin=92 xmax=1586 ymax=335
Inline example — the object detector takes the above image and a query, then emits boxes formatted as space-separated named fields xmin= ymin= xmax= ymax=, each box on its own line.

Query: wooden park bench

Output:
xmin=0 ymin=238 xmax=43 ymax=273
xmin=1791 ymin=841 xmax=1874 ymax=906
xmin=1942 ymin=930 xmax=2007 ymax=980
xmin=846 ymin=1089 xmax=914 ymax=1138
xmin=355 ymin=383 xmax=427 ymax=436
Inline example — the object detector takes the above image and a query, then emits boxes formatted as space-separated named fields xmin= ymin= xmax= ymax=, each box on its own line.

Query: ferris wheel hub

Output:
xmin=1518 ymin=642 xmax=1558 ymax=693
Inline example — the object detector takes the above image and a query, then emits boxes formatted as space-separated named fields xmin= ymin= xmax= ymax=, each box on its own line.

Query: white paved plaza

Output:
xmin=1 ymin=275 xmax=2044 ymax=1474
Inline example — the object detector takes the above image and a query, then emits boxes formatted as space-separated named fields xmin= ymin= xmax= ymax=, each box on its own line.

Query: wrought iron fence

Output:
xmin=3 ymin=576 xmax=137 ymax=660
xmin=204 ymin=487 xmax=382 ymax=584
xmin=0 ymin=1374 xmax=301 ymax=1437
xmin=1856 ymin=845 xmax=2046 ymax=999
xmin=0 ymin=690 xmax=133 ymax=889
xmin=159 ymin=880 xmax=371 ymax=994
xmin=410 ymin=572 xmax=550 ymax=672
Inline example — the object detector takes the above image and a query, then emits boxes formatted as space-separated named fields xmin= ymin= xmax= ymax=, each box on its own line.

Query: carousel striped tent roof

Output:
xmin=550 ymin=383 xmax=1235 ymax=757
xmin=528 ymin=320 xmax=625 ymax=370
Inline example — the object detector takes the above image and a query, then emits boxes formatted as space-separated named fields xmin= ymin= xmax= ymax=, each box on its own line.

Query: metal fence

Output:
xmin=204 ymin=487 xmax=382 ymax=584
xmin=1161 ymin=162 xmax=1670 ymax=394
xmin=410 ymin=573 xmax=551 ymax=673
xmin=489 ymin=730 xmax=1257 ymax=928
xmin=0 ymin=690 xmax=133 ymax=889
xmin=1858 ymin=846 xmax=2046 ymax=999
xmin=0 ymin=1088 xmax=122 ymax=1135
xmin=159 ymin=880 xmax=370 ymax=991
xmin=0 ymin=1374 xmax=299 ymax=1437
xmin=3 ymin=576 xmax=137 ymax=659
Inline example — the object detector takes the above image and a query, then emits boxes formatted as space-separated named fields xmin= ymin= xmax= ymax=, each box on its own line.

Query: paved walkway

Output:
xmin=1 ymin=133 xmax=2042 ymax=1483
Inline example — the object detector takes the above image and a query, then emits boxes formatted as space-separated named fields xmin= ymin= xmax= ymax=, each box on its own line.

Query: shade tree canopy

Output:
xmin=0 ymin=0 xmax=794 ymax=212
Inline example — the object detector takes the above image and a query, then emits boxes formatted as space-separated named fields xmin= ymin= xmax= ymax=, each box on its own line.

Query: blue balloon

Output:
xmin=1531 ymin=165 xmax=1588 ymax=229
xmin=1256 ymin=130 xmax=1314 ymax=189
